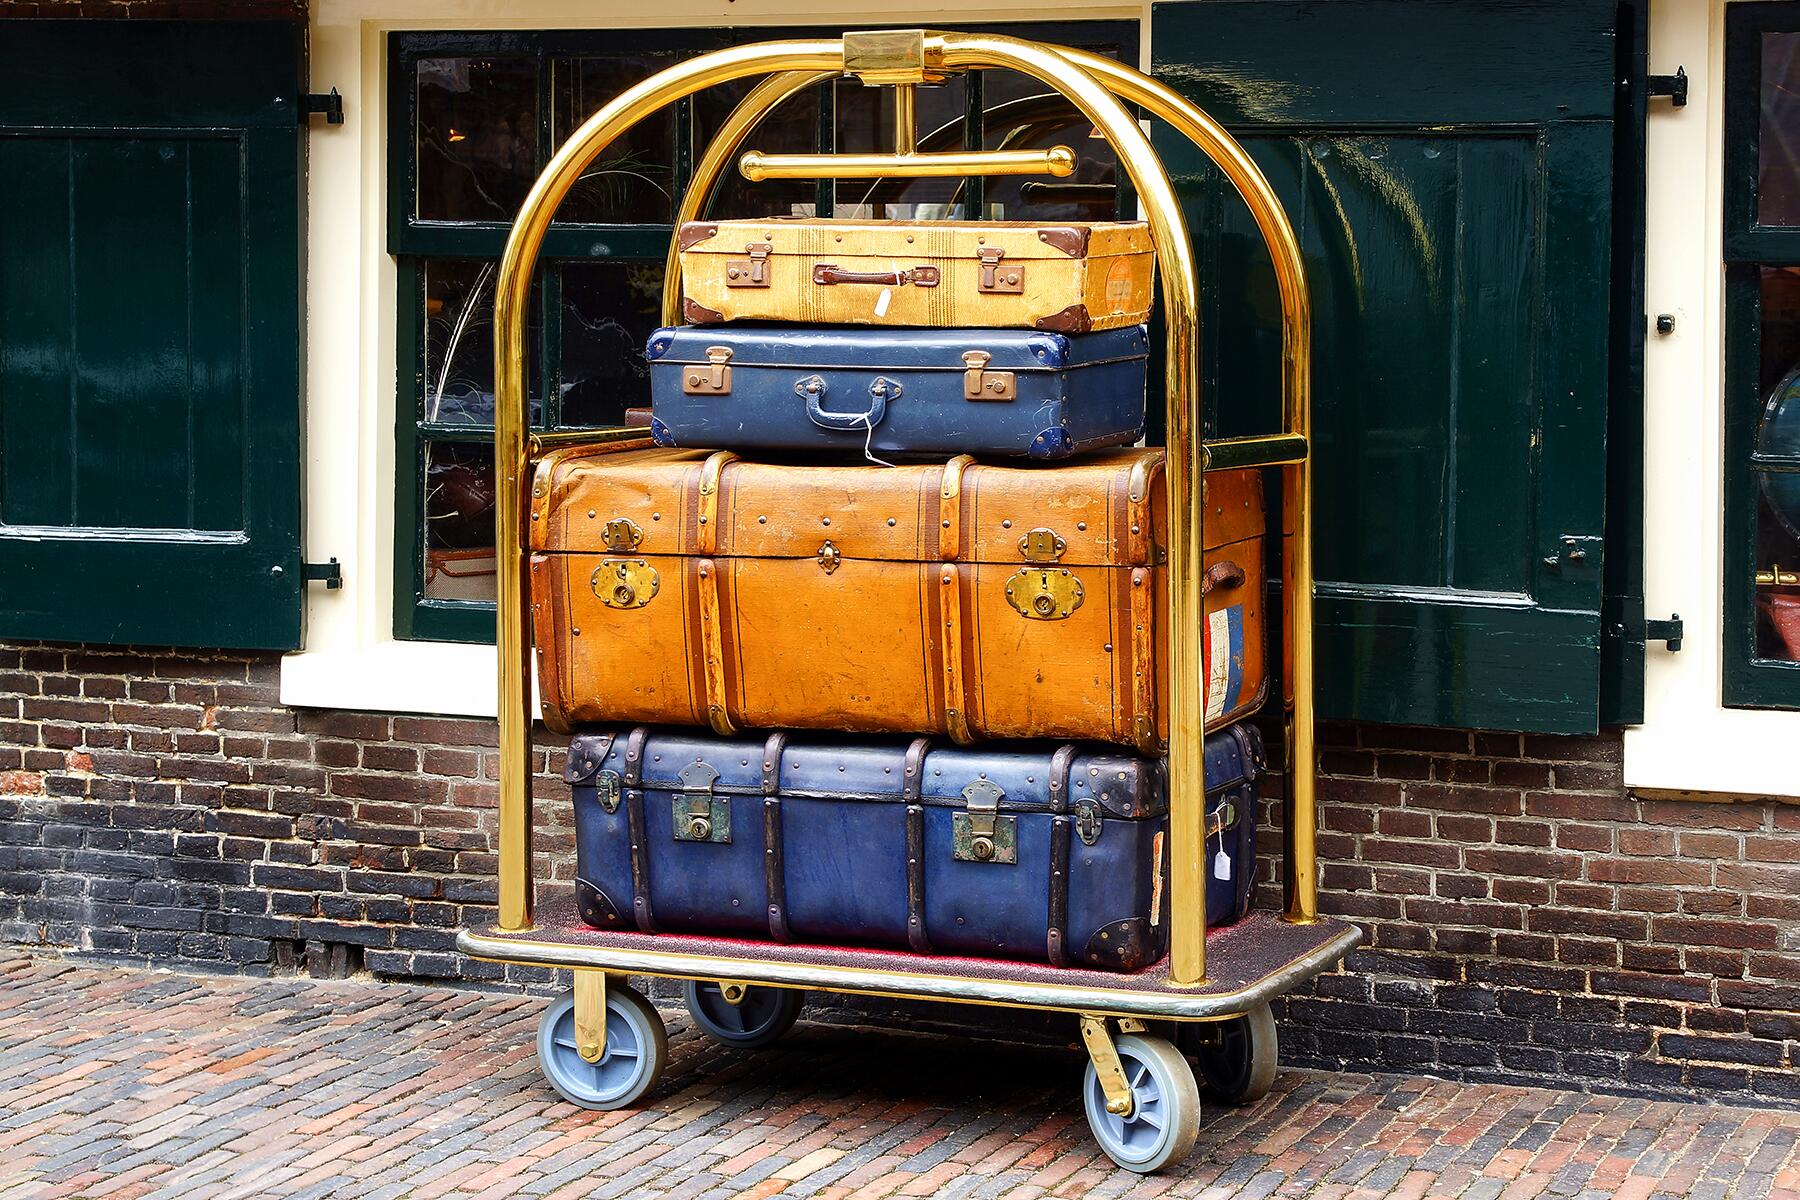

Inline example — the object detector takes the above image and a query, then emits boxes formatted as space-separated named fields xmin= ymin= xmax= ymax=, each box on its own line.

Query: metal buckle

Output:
xmin=952 ymin=779 xmax=1016 ymax=864
xmin=683 ymin=346 xmax=734 ymax=394
xmin=962 ymin=350 xmax=1015 ymax=401
xmin=597 ymin=770 xmax=623 ymax=814
xmin=1018 ymin=527 xmax=1066 ymax=562
xmin=976 ymin=246 xmax=1024 ymax=293
xmin=672 ymin=761 xmax=729 ymax=843
xmin=725 ymin=242 xmax=772 ymax=287
xmin=1075 ymin=799 xmax=1102 ymax=846
xmin=601 ymin=517 xmax=643 ymax=552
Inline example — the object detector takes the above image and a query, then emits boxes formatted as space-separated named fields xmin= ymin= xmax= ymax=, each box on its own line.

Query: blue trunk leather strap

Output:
xmin=621 ymin=726 xmax=657 ymax=933
xmin=761 ymin=732 xmax=792 ymax=942
xmin=1046 ymin=744 xmax=1079 ymax=968
xmin=903 ymin=737 xmax=932 ymax=954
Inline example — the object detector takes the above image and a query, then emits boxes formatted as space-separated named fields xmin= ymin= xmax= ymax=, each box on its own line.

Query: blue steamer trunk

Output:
xmin=566 ymin=726 xmax=1264 ymax=972
xmin=645 ymin=324 xmax=1149 ymax=460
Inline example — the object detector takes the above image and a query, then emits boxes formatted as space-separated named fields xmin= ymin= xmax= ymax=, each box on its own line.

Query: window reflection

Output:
xmin=421 ymin=259 xmax=541 ymax=426
xmin=560 ymin=262 xmax=662 ymax=427
xmin=553 ymin=54 xmax=679 ymax=223
xmin=1755 ymin=267 xmax=1800 ymax=662
xmin=423 ymin=442 xmax=496 ymax=603
xmin=416 ymin=58 xmax=538 ymax=222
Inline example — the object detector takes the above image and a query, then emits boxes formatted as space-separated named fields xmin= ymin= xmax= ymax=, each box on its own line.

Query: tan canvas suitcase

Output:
xmin=529 ymin=446 xmax=1266 ymax=752
xmin=676 ymin=218 xmax=1155 ymax=332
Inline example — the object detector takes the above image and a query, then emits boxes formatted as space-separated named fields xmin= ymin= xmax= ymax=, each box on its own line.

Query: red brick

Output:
xmin=0 ymin=770 xmax=43 ymax=794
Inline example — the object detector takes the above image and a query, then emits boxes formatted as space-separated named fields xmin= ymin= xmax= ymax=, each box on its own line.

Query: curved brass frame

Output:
xmin=492 ymin=31 xmax=1315 ymax=990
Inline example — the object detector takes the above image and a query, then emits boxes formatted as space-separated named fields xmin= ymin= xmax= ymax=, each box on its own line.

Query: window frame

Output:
xmin=385 ymin=21 xmax=1139 ymax=644
xmin=1723 ymin=1 xmax=1800 ymax=709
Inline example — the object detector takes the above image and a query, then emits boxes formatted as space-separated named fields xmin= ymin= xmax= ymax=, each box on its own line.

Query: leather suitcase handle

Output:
xmin=812 ymin=264 xmax=941 ymax=288
xmin=1202 ymin=560 xmax=1247 ymax=596
xmin=796 ymin=374 xmax=899 ymax=432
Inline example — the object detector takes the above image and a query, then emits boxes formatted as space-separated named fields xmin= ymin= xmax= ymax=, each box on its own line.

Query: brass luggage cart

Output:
xmin=457 ymin=28 xmax=1360 ymax=1174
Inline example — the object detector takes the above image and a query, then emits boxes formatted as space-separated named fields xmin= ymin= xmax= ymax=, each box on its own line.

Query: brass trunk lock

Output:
xmin=962 ymin=350 xmax=1015 ymax=401
xmin=818 ymin=539 xmax=842 ymax=574
xmin=593 ymin=559 xmax=660 ymax=609
xmin=976 ymin=246 xmax=1024 ymax=293
xmin=725 ymin=242 xmax=772 ymax=287
xmin=684 ymin=346 xmax=734 ymax=394
xmin=953 ymin=779 xmax=1016 ymax=863
xmin=1005 ymin=567 xmax=1084 ymax=620
xmin=673 ymin=761 xmax=729 ymax=843
xmin=601 ymin=517 xmax=643 ymax=552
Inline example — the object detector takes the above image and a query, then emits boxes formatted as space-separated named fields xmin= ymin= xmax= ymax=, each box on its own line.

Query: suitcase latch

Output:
xmin=592 ymin=559 xmax=660 ymax=609
xmin=1004 ymin=567 xmax=1085 ymax=620
xmin=962 ymin=350 xmax=1015 ymax=401
xmin=976 ymin=246 xmax=1024 ymax=294
xmin=817 ymin=539 xmax=841 ymax=574
xmin=1075 ymin=799 xmax=1103 ymax=846
xmin=673 ymin=762 xmax=730 ymax=843
xmin=953 ymin=779 xmax=1016 ymax=864
xmin=601 ymin=517 xmax=643 ymax=552
xmin=1018 ymin=527 xmax=1067 ymax=562
xmin=725 ymin=242 xmax=772 ymax=287
xmin=596 ymin=770 xmax=623 ymax=815
xmin=684 ymin=346 xmax=734 ymax=395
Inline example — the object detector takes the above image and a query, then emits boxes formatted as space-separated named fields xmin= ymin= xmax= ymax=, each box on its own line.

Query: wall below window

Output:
xmin=1 ymin=641 xmax=1795 ymax=1107
xmin=0 ymin=1 xmax=303 ymax=16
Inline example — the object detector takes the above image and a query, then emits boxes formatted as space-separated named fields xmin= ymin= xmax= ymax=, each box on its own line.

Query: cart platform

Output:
xmin=458 ymin=897 xmax=1360 ymax=1021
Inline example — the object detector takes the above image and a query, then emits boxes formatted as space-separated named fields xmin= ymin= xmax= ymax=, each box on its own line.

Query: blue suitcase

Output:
xmin=645 ymin=324 xmax=1149 ymax=460
xmin=565 ymin=724 xmax=1263 ymax=972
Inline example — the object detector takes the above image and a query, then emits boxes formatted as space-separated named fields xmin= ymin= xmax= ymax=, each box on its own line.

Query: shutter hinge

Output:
xmin=1646 ymin=66 xmax=1688 ymax=107
xmin=303 ymin=88 xmax=345 ymax=125
xmin=303 ymin=558 xmax=343 ymax=589
xmin=1644 ymin=613 xmax=1683 ymax=652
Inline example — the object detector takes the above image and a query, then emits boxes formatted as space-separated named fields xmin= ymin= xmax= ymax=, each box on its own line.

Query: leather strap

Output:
xmin=696 ymin=559 xmax=735 ymax=736
xmin=621 ymin=727 xmax=656 ymax=933
xmin=696 ymin=450 xmax=736 ymax=557
xmin=905 ymin=802 xmax=931 ymax=954
xmin=761 ymin=733 xmax=790 ymax=942
xmin=938 ymin=563 xmax=973 ymax=745
xmin=1129 ymin=565 xmax=1160 ymax=755
xmin=1048 ymin=813 xmax=1071 ymax=968
xmin=1126 ymin=452 xmax=1157 ymax=566
xmin=1048 ymin=743 xmax=1079 ymax=816
xmin=937 ymin=455 xmax=974 ymax=561
xmin=902 ymin=737 xmax=931 ymax=802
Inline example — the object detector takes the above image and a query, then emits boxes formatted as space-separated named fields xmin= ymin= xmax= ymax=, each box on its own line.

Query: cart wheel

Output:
xmin=1181 ymin=1002 xmax=1280 ymax=1105
xmin=681 ymin=981 xmax=804 ymax=1049
xmin=536 ymin=982 xmax=668 ymax=1111
xmin=1082 ymin=1034 xmax=1201 ymax=1174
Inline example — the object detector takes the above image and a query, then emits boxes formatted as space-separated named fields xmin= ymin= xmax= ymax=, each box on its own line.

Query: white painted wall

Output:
xmin=283 ymin=0 xmax=1798 ymax=798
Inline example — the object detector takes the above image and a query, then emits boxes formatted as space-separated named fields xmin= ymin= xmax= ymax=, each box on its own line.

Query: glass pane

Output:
xmin=978 ymin=70 xmax=1119 ymax=223
xmin=1762 ymin=33 xmax=1800 ymax=226
xmin=422 ymin=442 xmax=497 ymax=603
xmin=552 ymin=54 xmax=679 ymax=223
xmin=421 ymin=259 xmax=542 ymax=426
xmin=833 ymin=78 xmax=965 ymax=219
xmin=1757 ymin=267 xmax=1800 ymax=663
xmin=559 ymin=262 xmax=663 ymax=428
xmin=695 ymin=79 xmax=821 ymax=219
xmin=416 ymin=57 xmax=538 ymax=223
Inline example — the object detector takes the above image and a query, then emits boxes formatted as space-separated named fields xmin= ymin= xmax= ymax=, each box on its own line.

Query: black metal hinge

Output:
xmin=303 ymin=559 xmax=344 ymax=590
xmin=1644 ymin=613 xmax=1683 ymax=652
xmin=1646 ymin=66 xmax=1688 ymax=107
xmin=303 ymin=88 xmax=345 ymax=125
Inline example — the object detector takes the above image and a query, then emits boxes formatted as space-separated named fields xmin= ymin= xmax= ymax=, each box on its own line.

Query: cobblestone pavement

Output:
xmin=2 ymin=953 xmax=1797 ymax=1200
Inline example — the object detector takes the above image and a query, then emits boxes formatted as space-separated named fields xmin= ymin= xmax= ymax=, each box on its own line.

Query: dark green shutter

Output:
xmin=1151 ymin=0 xmax=1617 ymax=733
xmin=0 ymin=21 xmax=304 ymax=651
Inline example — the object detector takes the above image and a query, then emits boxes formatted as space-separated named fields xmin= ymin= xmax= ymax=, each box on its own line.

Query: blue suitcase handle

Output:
xmin=796 ymin=374 xmax=900 ymax=432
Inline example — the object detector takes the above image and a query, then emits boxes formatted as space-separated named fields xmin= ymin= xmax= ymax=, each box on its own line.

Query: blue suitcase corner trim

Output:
xmin=567 ymin=726 xmax=1262 ymax=972
xmin=646 ymin=324 xmax=1149 ymax=460
xmin=650 ymin=416 xmax=676 ymax=446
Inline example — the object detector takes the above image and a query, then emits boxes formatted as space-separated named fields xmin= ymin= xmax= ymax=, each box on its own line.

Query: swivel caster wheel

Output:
xmin=1180 ymin=1001 xmax=1279 ymax=1105
xmin=536 ymin=980 xmax=668 ymax=1110
xmin=682 ymin=980 xmax=803 ymax=1049
xmin=1081 ymin=1031 xmax=1201 ymax=1173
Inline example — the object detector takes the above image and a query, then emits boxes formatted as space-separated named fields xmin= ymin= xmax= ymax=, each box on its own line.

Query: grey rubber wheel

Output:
xmin=1181 ymin=1002 xmax=1279 ymax=1105
xmin=682 ymin=981 xmax=804 ymax=1049
xmin=536 ymin=983 xmax=668 ymax=1111
xmin=1081 ymin=1034 xmax=1201 ymax=1173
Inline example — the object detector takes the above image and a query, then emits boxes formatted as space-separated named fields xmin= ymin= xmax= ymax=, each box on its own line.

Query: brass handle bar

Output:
xmin=1201 ymin=433 xmax=1310 ymax=472
xmin=739 ymin=145 xmax=1076 ymax=180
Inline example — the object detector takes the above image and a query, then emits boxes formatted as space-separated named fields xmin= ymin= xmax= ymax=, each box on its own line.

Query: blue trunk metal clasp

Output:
xmin=672 ymin=761 xmax=730 ymax=843
xmin=953 ymin=779 xmax=1017 ymax=864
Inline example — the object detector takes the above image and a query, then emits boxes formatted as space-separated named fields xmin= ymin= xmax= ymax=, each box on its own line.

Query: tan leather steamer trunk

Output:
xmin=677 ymin=218 xmax=1155 ymax=333
xmin=530 ymin=447 xmax=1266 ymax=753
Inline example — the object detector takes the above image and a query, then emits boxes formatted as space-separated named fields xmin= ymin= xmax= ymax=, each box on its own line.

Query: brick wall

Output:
xmin=1 ymin=643 xmax=1795 ymax=1108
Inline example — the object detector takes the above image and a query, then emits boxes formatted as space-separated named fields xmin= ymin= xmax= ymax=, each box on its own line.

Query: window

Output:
xmin=1725 ymin=4 xmax=1800 ymax=707
xmin=387 ymin=24 xmax=1135 ymax=643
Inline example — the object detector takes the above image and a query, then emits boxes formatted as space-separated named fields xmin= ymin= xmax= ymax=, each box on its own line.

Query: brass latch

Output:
xmin=725 ymin=242 xmax=772 ymax=287
xmin=672 ymin=761 xmax=730 ymax=843
xmin=1075 ymin=799 xmax=1102 ymax=846
xmin=1004 ymin=567 xmax=1084 ymax=620
xmin=818 ymin=539 xmax=841 ymax=574
xmin=1757 ymin=563 xmax=1799 ymax=586
xmin=962 ymin=350 xmax=1015 ymax=401
xmin=976 ymin=246 xmax=1023 ymax=294
xmin=601 ymin=517 xmax=643 ymax=552
xmin=1018 ymin=527 xmax=1066 ymax=562
xmin=683 ymin=346 xmax=734 ymax=395
xmin=952 ymin=779 xmax=1016 ymax=863
xmin=592 ymin=559 xmax=660 ymax=609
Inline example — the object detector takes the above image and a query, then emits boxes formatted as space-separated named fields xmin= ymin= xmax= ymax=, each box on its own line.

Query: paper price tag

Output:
xmin=874 ymin=287 xmax=892 ymax=318
xmin=1213 ymin=847 xmax=1232 ymax=881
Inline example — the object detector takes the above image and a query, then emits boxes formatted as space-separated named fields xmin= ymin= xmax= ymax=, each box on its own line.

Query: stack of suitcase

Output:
xmin=533 ymin=216 xmax=1271 ymax=972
